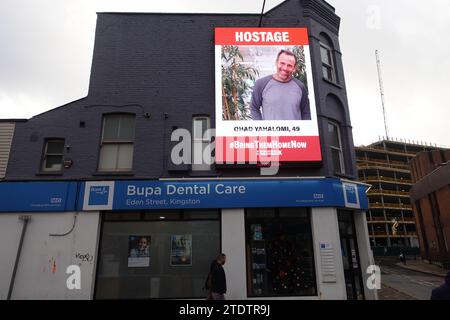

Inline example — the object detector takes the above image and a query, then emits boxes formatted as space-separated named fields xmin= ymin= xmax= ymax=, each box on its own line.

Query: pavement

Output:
xmin=395 ymin=258 xmax=448 ymax=277
xmin=378 ymin=284 xmax=417 ymax=300
xmin=376 ymin=257 xmax=447 ymax=300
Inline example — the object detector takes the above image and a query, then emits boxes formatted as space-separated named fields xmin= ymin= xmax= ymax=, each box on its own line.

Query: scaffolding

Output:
xmin=356 ymin=139 xmax=445 ymax=252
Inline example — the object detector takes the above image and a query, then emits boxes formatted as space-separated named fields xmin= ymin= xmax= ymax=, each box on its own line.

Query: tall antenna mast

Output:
xmin=375 ymin=50 xmax=389 ymax=140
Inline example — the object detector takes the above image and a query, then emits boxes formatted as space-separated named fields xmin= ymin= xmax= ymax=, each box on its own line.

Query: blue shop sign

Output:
xmin=0 ymin=181 xmax=78 ymax=212
xmin=79 ymin=179 xmax=368 ymax=211
xmin=0 ymin=179 xmax=368 ymax=212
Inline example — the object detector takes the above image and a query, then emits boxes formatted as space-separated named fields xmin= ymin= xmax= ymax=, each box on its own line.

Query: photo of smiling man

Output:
xmin=250 ymin=49 xmax=311 ymax=121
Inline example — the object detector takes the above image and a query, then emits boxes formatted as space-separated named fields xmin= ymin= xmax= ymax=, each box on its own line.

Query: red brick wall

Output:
xmin=436 ymin=187 xmax=450 ymax=255
xmin=413 ymin=201 xmax=427 ymax=256
xmin=411 ymin=151 xmax=448 ymax=182
xmin=419 ymin=197 xmax=439 ymax=257
xmin=411 ymin=150 xmax=450 ymax=261
xmin=445 ymin=150 xmax=450 ymax=161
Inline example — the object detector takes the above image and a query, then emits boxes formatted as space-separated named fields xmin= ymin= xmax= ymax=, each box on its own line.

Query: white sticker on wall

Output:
xmin=319 ymin=242 xmax=337 ymax=283
xmin=342 ymin=182 xmax=360 ymax=209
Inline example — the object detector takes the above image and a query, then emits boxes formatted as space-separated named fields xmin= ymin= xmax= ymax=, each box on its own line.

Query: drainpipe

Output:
xmin=7 ymin=215 xmax=31 ymax=300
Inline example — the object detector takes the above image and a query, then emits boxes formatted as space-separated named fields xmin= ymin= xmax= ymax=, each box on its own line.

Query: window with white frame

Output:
xmin=98 ymin=114 xmax=135 ymax=172
xmin=42 ymin=139 xmax=65 ymax=171
xmin=328 ymin=121 xmax=345 ymax=174
xmin=192 ymin=116 xmax=211 ymax=171
xmin=320 ymin=43 xmax=336 ymax=83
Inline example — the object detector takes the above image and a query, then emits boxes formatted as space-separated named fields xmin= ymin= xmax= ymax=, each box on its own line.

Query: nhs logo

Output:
xmin=83 ymin=181 xmax=115 ymax=211
xmin=342 ymin=182 xmax=360 ymax=209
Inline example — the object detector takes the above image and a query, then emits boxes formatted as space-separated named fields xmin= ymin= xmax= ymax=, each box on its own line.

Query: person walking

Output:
xmin=207 ymin=253 xmax=227 ymax=300
xmin=399 ymin=252 xmax=407 ymax=265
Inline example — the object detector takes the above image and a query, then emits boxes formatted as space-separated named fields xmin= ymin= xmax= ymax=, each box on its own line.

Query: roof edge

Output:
xmin=31 ymin=96 xmax=88 ymax=119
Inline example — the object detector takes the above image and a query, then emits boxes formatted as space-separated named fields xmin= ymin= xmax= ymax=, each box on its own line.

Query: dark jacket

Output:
xmin=210 ymin=260 xmax=227 ymax=294
xmin=431 ymin=272 xmax=450 ymax=300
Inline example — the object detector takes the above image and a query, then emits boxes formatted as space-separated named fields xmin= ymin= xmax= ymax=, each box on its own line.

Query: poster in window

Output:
xmin=215 ymin=28 xmax=322 ymax=164
xmin=251 ymin=224 xmax=263 ymax=240
xmin=128 ymin=235 xmax=151 ymax=267
xmin=170 ymin=234 xmax=192 ymax=266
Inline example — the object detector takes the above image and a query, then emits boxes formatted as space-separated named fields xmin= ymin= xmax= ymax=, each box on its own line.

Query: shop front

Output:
xmin=0 ymin=178 xmax=375 ymax=300
xmin=82 ymin=178 xmax=374 ymax=300
xmin=93 ymin=207 xmax=317 ymax=300
xmin=94 ymin=209 xmax=221 ymax=299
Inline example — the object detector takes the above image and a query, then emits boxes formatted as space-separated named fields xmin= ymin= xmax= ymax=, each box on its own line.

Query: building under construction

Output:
xmin=356 ymin=139 xmax=445 ymax=255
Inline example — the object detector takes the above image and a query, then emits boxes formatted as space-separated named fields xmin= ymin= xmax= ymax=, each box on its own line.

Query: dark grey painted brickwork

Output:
xmin=6 ymin=0 xmax=357 ymax=181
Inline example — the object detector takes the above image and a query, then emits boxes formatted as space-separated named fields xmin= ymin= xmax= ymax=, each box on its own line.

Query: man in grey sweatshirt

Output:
xmin=250 ymin=50 xmax=311 ymax=121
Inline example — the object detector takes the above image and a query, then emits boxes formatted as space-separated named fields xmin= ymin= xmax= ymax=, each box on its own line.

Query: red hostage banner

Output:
xmin=215 ymin=27 xmax=321 ymax=164
xmin=215 ymin=28 xmax=309 ymax=46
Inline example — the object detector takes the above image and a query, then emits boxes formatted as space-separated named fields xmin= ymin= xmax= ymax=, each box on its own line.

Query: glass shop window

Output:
xmin=95 ymin=209 xmax=220 ymax=299
xmin=245 ymin=208 xmax=317 ymax=297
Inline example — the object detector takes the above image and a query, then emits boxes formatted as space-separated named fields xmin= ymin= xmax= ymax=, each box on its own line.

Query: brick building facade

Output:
xmin=410 ymin=149 xmax=450 ymax=267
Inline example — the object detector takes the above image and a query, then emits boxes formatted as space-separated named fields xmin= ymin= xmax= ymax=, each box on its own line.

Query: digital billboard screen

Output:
xmin=215 ymin=28 xmax=322 ymax=164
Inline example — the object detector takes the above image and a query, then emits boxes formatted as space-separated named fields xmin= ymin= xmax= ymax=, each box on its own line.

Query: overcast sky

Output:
xmin=1 ymin=0 xmax=449 ymax=147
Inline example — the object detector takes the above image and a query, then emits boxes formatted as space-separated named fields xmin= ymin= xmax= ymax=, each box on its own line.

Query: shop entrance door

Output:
xmin=338 ymin=211 xmax=365 ymax=300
